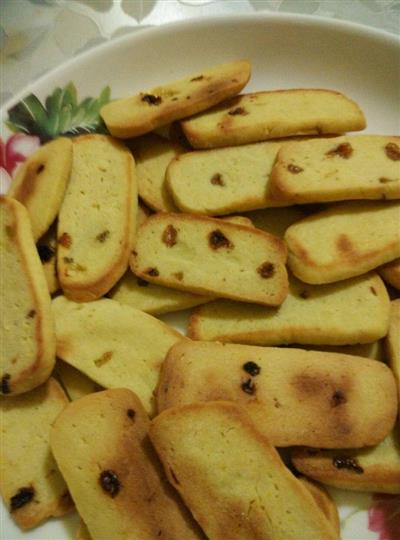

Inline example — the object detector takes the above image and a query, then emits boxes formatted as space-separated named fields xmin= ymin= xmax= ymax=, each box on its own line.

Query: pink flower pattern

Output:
xmin=368 ymin=494 xmax=400 ymax=540
xmin=0 ymin=133 xmax=40 ymax=193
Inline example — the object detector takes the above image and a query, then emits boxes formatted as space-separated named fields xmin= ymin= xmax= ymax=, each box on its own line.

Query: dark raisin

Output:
xmin=191 ymin=75 xmax=204 ymax=81
xmin=173 ymin=271 xmax=184 ymax=281
xmin=10 ymin=487 xmax=35 ymax=511
xmin=1 ymin=374 xmax=11 ymax=394
xmin=37 ymin=244 xmax=55 ymax=262
xmin=333 ymin=456 xmax=364 ymax=474
xmin=63 ymin=257 xmax=74 ymax=263
xmin=162 ymin=225 xmax=177 ymax=247
xmin=145 ymin=267 xmax=159 ymax=277
xmin=210 ymin=173 xmax=224 ymax=186
xmin=36 ymin=164 xmax=45 ymax=174
xmin=96 ymin=230 xmax=110 ymax=242
xmin=299 ymin=290 xmax=310 ymax=299
xmin=385 ymin=142 xmax=400 ymax=161
xmin=26 ymin=310 xmax=36 ymax=318
xmin=243 ymin=361 xmax=261 ymax=376
xmin=208 ymin=230 xmax=233 ymax=250
xmin=127 ymin=409 xmax=136 ymax=420
xmin=241 ymin=378 xmax=256 ymax=395
xmin=169 ymin=468 xmax=180 ymax=485
xmin=326 ymin=142 xmax=353 ymax=159
xmin=288 ymin=164 xmax=303 ymax=174
xmin=370 ymin=286 xmax=377 ymax=296
xmin=141 ymin=94 xmax=162 ymax=105
xmin=331 ymin=390 xmax=346 ymax=407
xmin=58 ymin=232 xmax=72 ymax=248
xmin=99 ymin=470 xmax=121 ymax=497
xmin=257 ymin=262 xmax=275 ymax=279
xmin=228 ymin=107 xmax=248 ymax=116
xmin=379 ymin=177 xmax=395 ymax=183
xmin=137 ymin=277 xmax=149 ymax=287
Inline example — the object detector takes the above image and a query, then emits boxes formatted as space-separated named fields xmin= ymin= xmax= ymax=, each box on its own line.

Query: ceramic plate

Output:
xmin=1 ymin=13 xmax=399 ymax=540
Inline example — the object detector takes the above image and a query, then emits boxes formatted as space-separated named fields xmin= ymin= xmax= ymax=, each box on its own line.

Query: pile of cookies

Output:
xmin=1 ymin=59 xmax=399 ymax=540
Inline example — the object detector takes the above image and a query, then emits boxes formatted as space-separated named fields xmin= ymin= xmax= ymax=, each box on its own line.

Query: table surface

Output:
xmin=1 ymin=0 xmax=399 ymax=105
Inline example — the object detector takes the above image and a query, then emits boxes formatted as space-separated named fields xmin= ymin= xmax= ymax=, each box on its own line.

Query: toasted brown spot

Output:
xmin=173 ymin=271 xmax=184 ymax=281
xmin=257 ymin=262 xmax=275 ymax=279
xmin=331 ymin=390 xmax=347 ymax=407
xmin=99 ymin=470 xmax=121 ymax=497
xmin=10 ymin=487 xmax=35 ymax=511
xmin=63 ymin=257 xmax=74 ymax=264
xmin=5 ymin=225 xmax=14 ymax=238
xmin=162 ymin=225 xmax=177 ymax=247
xmin=379 ymin=177 xmax=396 ymax=183
xmin=96 ymin=230 xmax=110 ymax=243
xmin=208 ymin=229 xmax=233 ymax=250
xmin=169 ymin=468 xmax=180 ymax=485
xmin=210 ymin=173 xmax=224 ymax=186
xmin=326 ymin=142 xmax=353 ymax=159
xmin=127 ymin=409 xmax=136 ymax=420
xmin=241 ymin=378 xmax=256 ymax=395
xmin=1 ymin=374 xmax=11 ymax=394
xmin=385 ymin=142 xmax=400 ymax=161
xmin=293 ymin=374 xmax=324 ymax=395
xmin=58 ymin=232 xmax=72 ymax=248
xmin=370 ymin=286 xmax=377 ymax=296
xmin=333 ymin=456 xmax=364 ymax=474
xmin=137 ymin=277 xmax=149 ymax=287
xmin=336 ymin=234 xmax=354 ymax=254
xmin=299 ymin=290 xmax=310 ymax=299
xmin=94 ymin=351 xmax=113 ymax=367
xmin=26 ymin=309 xmax=36 ymax=318
xmin=141 ymin=93 xmax=162 ymax=105
xmin=288 ymin=164 xmax=303 ymax=174
xmin=145 ymin=267 xmax=159 ymax=277
xmin=228 ymin=107 xmax=248 ymax=116
xmin=191 ymin=75 xmax=204 ymax=82
xmin=37 ymin=244 xmax=55 ymax=262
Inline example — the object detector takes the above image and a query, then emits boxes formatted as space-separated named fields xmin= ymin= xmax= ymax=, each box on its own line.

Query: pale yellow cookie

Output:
xmin=285 ymin=201 xmax=400 ymax=284
xmin=244 ymin=206 xmax=306 ymax=237
xmin=52 ymin=296 xmax=183 ymax=414
xmin=386 ymin=299 xmax=400 ymax=405
xmin=150 ymin=401 xmax=339 ymax=540
xmin=101 ymin=59 xmax=251 ymax=138
xmin=8 ymin=138 xmax=72 ymax=240
xmin=181 ymin=89 xmax=366 ymax=148
xmin=188 ymin=272 xmax=390 ymax=346
xmin=55 ymin=360 xmax=102 ymax=401
xmin=379 ymin=258 xmax=400 ymax=290
xmin=57 ymin=134 xmax=136 ymax=301
xmin=270 ymin=135 xmax=400 ymax=203
xmin=0 ymin=378 xmax=73 ymax=529
xmin=298 ymin=478 xmax=340 ymax=534
xmin=131 ymin=212 xmax=288 ymax=306
xmin=1 ymin=196 xmax=56 ymax=396
xmin=157 ymin=341 xmax=397 ymax=448
xmin=51 ymin=389 xmax=202 ymax=540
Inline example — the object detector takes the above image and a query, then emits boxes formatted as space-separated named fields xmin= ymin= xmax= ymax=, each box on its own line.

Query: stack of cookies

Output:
xmin=1 ymin=58 xmax=399 ymax=540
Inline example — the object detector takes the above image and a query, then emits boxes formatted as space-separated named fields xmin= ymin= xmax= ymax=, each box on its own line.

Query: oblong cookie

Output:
xmin=57 ymin=134 xmax=136 ymax=301
xmin=166 ymin=141 xmax=286 ymax=215
xmin=157 ymin=341 xmax=397 ymax=448
xmin=8 ymin=138 xmax=72 ymax=240
xmin=131 ymin=213 xmax=288 ymax=306
xmin=284 ymin=201 xmax=400 ymax=284
xmin=298 ymin=478 xmax=340 ymax=534
xmin=181 ymin=89 xmax=366 ymax=148
xmin=292 ymin=423 xmax=400 ymax=494
xmin=150 ymin=401 xmax=338 ymax=540
xmin=0 ymin=378 xmax=73 ymax=529
xmin=270 ymin=135 xmax=400 ymax=203
xmin=130 ymin=133 xmax=184 ymax=212
xmin=386 ymin=299 xmax=400 ymax=405
xmin=1 ymin=196 xmax=56 ymax=396
xmin=188 ymin=273 xmax=390 ymax=346
xmin=55 ymin=360 xmax=102 ymax=401
xmin=101 ymin=59 xmax=251 ymax=139
xmin=379 ymin=257 xmax=400 ymax=289
xmin=52 ymin=296 xmax=183 ymax=414
xmin=51 ymin=389 xmax=203 ymax=540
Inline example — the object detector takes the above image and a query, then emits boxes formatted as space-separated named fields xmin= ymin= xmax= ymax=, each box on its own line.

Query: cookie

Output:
xmin=166 ymin=141 xmax=286 ymax=215
xmin=55 ymin=360 xmax=102 ymax=401
xmin=386 ymin=299 xmax=400 ymax=404
xmin=244 ymin=206 xmax=306 ymax=238
xmin=157 ymin=341 xmax=397 ymax=448
xmin=181 ymin=89 xmax=366 ymax=148
xmin=285 ymin=201 xmax=400 ymax=284
xmin=52 ymin=295 xmax=183 ymax=414
xmin=292 ymin=423 xmax=400 ymax=494
xmin=298 ymin=478 xmax=340 ymax=534
xmin=0 ymin=378 xmax=73 ymax=529
xmin=150 ymin=401 xmax=338 ymax=540
xmin=37 ymin=223 xmax=59 ymax=294
xmin=109 ymin=270 xmax=212 ymax=315
xmin=188 ymin=272 xmax=390 ymax=346
xmin=57 ymin=134 xmax=136 ymax=301
xmin=101 ymin=59 xmax=251 ymax=138
xmin=130 ymin=133 xmax=184 ymax=212
xmin=378 ymin=258 xmax=400 ymax=290
xmin=76 ymin=522 xmax=91 ymax=540
xmin=1 ymin=196 xmax=56 ymax=396
xmin=51 ymin=389 xmax=203 ymax=540
xmin=7 ymin=138 xmax=72 ymax=240
xmin=131 ymin=212 xmax=288 ymax=306
xmin=270 ymin=136 xmax=400 ymax=203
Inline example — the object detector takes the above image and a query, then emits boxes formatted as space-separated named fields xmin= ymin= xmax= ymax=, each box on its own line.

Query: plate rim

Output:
xmin=1 ymin=11 xmax=399 ymax=117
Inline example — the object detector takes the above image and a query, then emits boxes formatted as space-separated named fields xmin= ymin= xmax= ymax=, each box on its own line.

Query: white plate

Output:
xmin=1 ymin=13 xmax=399 ymax=540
